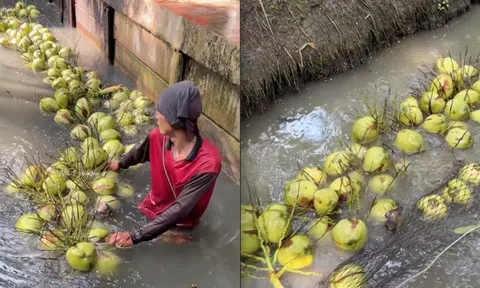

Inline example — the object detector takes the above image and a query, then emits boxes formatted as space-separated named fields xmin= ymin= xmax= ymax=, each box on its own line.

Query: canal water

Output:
xmin=241 ymin=5 xmax=480 ymax=288
xmin=0 ymin=1 xmax=239 ymax=287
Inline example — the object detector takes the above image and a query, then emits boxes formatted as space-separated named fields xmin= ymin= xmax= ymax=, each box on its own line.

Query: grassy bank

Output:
xmin=240 ymin=0 xmax=471 ymax=117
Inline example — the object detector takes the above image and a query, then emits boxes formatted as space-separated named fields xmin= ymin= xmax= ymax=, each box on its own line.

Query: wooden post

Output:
xmin=70 ymin=0 xmax=76 ymax=28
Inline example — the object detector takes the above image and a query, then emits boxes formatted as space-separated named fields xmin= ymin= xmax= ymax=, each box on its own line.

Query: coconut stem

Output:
xmin=268 ymin=273 xmax=285 ymax=288
xmin=241 ymin=252 xmax=267 ymax=264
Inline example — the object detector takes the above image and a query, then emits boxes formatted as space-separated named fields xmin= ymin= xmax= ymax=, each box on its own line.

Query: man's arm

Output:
xmin=118 ymin=136 xmax=150 ymax=169
xmin=129 ymin=172 xmax=218 ymax=244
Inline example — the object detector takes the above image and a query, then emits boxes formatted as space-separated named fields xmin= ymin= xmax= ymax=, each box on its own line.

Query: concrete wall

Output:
xmin=56 ymin=0 xmax=240 ymax=182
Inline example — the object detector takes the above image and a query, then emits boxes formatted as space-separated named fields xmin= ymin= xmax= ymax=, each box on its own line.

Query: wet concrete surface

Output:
xmin=156 ymin=0 xmax=239 ymax=46
xmin=0 ymin=0 xmax=240 ymax=287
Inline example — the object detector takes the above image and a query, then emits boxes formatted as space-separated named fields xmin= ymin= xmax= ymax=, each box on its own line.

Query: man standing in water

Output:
xmin=106 ymin=81 xmax=222 ymax=247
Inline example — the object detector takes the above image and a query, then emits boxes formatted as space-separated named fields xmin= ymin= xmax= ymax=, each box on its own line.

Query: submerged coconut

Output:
xmin=362 ymin=146 xmax=391 ymax=173
xmin=117 ymin=183 xmax=134 ymax=198
xmin=70 ymin=124 xmax=91 ymax=141
xmin=100 ymin=129 xmax=121 ymax=142
xmin=436 ymin=57 xmax=459 ymax=74
xmin=369 ymin=198 xmax=398 ymax=222
xmin=15 ymin=213 xmax=42 ymax=234
xmin=368 ymin=174 xmax=396 ymax=195
xmin=420 ymin=91 xmax=445 ymax=114
xmin=96 ymin=195 xmax=122 ymax=214
xmin=448 ymin=121 xmax=468 ymax=131
xmin=323 ymin=151 xmax=351 ymax=177
xmin=329 ymin=264 xmax=367 ymax=288
xmin=87 ymin=112 xmax=106 ymax=126
xmin=21 ymin=165 xmax=45 ymax=187
xmin=351 ymin=116 xmax=379 ymax=144
xmin=442 ymin=179 xmax=472 ymax=205
xmin=348 ymin=143 xmax=368 ymax=161
xmin=61 ymin=205 xmax=86 ymax=228
xmin=296 ymin=166 xmax=327 ymax=186
xmin=92 ymin=178 xmax=116 ymax=195
xmin=313 ymin=188 xmax=339 ymax=215
xmin=97 ymin=116 xmax=117 ymax=133
xmin=445 ymin=127 xmax=473 ymax=149
xmin=395 ymin=129 xmax=425 ymax=154
xmin=444 ymin=98 xmax=471 ymax=121
xmin=94 ymin=250 xmax=122 ymax=277
xmin=458 ymin=163 xmax=480 ymax=185
xmin=54 ymin=109 xmax=74 ymax=125
xmin=66 ymin=242 xmax=97 ymax=271
xmin=39 ymin=230 xmax=64 ymax=251
xmin=241 ymin=225 xmax=261 ymax=254
xmin=277 ymin=234 xmax=314 ymax=270
xmin=470 ymin=110 xmax=480 ymax=123
xmin=37 ymin=204 xmax=56 ymax=221
xmin=329 ymin=176 xmax=361 ymax=202
xmin=81 ymin=137 xmax=100 ymax=152
xmin=256 ymin=209 xmax=291 ymax=244
xmin=82 ymin=148 xmax=108 ymax=170
xmin=88 ymin=228 xmax=110 ymax=243
xmin=331 ymin=218 xmax=368 ymax=252
xmin=283 ymin=179 xmax=317 ymax=207
xmin=398 ymin=105 xmax=423 ymax=126
xmin=417 ymin=195 xmax=447 ymax=220
xmin=308 ymin=216 xmax=331 ymax=240
xmin=103 ymin=140 xmax=124 ymax=158
xmin=241 ymin=204 xmax=258 ymax=227
xmin=39 ymin=97 xmax=59 ymax=113
xmin=67 ymin=190 xmax=89 ymax=205
xmin=422 ymin=114 xmax=448 ymax=134
xmin=400 ymin=96 xmax=420 ymax=110
xmin=453 ymin=89 xmax=480 ymax=109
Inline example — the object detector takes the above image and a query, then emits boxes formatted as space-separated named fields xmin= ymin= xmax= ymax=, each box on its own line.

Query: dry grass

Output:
xmin=240 ymin=0 xmax=471 ymax=117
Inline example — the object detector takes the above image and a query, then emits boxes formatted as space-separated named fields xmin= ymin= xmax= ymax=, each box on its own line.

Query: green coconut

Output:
xmin=39 ymin=97 xmax=59 ymax=113
xmin=4 ymin=181 xmax=20 ymax=194
xmin=117 ymin=113 xmax=134 ymax=127
xmin=122 ymin=125 xmax=138 ymax=136
xmin=458 ymin=163 xmax=480 ymax=185
xmin=417 ymin=195 xmax=447 ymax=220
xmin=54 ymin=91 xmax=70 ymax=109
xmin=362 ymin=146 xmax=391 ymax=173
xmin=86 ymin=78 xmax=102 ymax=91
xmin=470 ymin=110 xmax=480 ymax=123
xmin=82 ymin=148 xmax=108 ymax=170
xmin=134 ymin=115 xmax=151 ymax=125
xmin=455 ymin=65 xmax=479 ymax=84
xmin=117 ymin=183 xmax=134 ymax=198
xmin=61 ymin=147 xmax=80 ymax=165
xmin=422 ymin=114 xmax=448 ymax=134
xmin=134 ymin=97 xmax=151 ymax=109
xmin=96 ymin=195 xmax=122 ymax=212
xmin=15 ymin=213 xmax=42 ymax=234
xmin=277 ymin=234 xmax=314 ymax=269
xmin=308 ymin=216 xmax=331 ymax=240
xmin=323 ymin=151 xmax=351 ymax=177
xmin=241 ymin=204 xmax=257 ymax=227
xmin=87 ymin=112 xmax=106 ymax=126
xmin=66 ymin=242 xmax=97 ymax=271
xmin=94 ymin=251 xmax=121 ymax=277
xmin=351 ymin=116 xmax=379 ymax=145
xmin=348 ymin=143 xmax=367 ymax=161
xmin=39 ymin=230 xmax=64 ymax=251
xmin=37 ymin=204 xmax=56 ymax=221
xmin=132 ymin=107 xmax=149 ymax=117
xmin=445 ymin=127 xmax=473 ymax=149
xmin=88 ymin=228 xmax=110 ymax=243
xmin=429 ymin=73 xmax=454 ymax=99
xmin=395 ymin=129 xmax=425 ymax=154
xmin=400 ymin=96 xmax=420 ymax=110
xmin=47 ymin=162 xmax=70 ymax=177
xmin=97 ymin=116 xmax=117 ymax=133
xmin=70 ymin=124 xmax=91 ymax=141
xmin=61 ymin=204 xmax=86 ymax=228
xmin=442 ymin=179 xmax=471 ymax=204
xmin=329 ymin=264 xmax=367 ymax=288
xmin=54 ymin=109 xmax=74 ymax=125
xmin=240 ymin=225 xmax=261 ymax=254
xmin=448 ymin=121 xmax=468 ymax=131
xmin=283 ymin=179 xmax=317 ymax=207
xmin=444 ymin=98 xmax=471 ymax=121
xmin=436 ymin=57 xmax=459 ymax=74
xmin=92 ymin=178 xmax=116 ymax=195
xmin=99 ymin=129 xmax=121 ymax=142
xmin=81 ymin=137 xmax=100 ymax=152
xmin=348 ymin=170 xmax=365 ymax=187
xmin=368 ymin=174 xmax=396 ymax=195
xmin=419 ymin=91 xmax=445 ymax=114
xmin=59 ymin=47 xmax=71 ymax=58
xmin=296 ymin=166 xmax=327 ymax=186
xmin=129 ymin=90 xmax=143 ymax=101
xmin=329 ymin=176 xmax=361 ymax=202
xmin=398 ymin=106 xmax=423 ymax=126
xmin=472 ymin=80 xmax=480 ymax=94
xmin=256 ymin=209 xmax=291 ymax=244
xmin=67 ymin=190 xmax=89 ymax=205
xmin=21 ymin=165 xmax=45 ymax=187
xmin=74 ymin=98 xmax=91 ymax=119
xmin=103 ymin=140 xmax=124 ymax=158
xmin=369 ymin=199 xmax=398 ymax=222
xmin=32 ymin=58 xmax=46 ymax=72
xmin=331 ymin=218 xmax=368 ymax=252
xmin=453 ymin=89 xmax=480 ymax=109
xmin=313 ymin=188 xmax=339 ymax=215
xmin=100 ymin=171 xmax=119 ymax=182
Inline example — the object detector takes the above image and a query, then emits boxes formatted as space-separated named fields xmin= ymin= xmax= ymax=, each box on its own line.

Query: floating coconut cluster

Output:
xmin=242 ymin=55 xmax=480 ymax=287
xmin=0 ymin=3 xmax=155 ymax=278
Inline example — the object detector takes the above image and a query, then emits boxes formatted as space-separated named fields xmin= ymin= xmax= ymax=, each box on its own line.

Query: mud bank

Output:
xmin=241 ymin=0 xmax=472 ymax=117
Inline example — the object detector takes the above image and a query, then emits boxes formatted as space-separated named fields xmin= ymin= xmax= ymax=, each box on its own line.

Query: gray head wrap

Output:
xmin=156 ymin=80 xmax=202 ymax=140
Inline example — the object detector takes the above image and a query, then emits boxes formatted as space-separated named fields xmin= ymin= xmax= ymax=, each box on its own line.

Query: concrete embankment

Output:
xmin=241 ymin=0 xmax=472 ymax=118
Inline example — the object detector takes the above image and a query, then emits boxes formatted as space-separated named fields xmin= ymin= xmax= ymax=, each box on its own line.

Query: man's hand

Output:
xmin=106 ymin=232 xmax=133 ymax=247
xmin=109 ymin=161 xmax=120 ymax=171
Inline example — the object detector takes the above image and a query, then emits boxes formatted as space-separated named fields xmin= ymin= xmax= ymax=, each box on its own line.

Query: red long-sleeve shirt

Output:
xmin=118 ymin=128 xmax=221 ymax=244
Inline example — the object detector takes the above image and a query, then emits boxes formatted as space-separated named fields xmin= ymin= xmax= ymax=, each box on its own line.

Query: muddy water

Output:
xmin=241 ymin=5 xmax=480 ymax=288
xmin=0 ymin=1 xmax=239 ymax=288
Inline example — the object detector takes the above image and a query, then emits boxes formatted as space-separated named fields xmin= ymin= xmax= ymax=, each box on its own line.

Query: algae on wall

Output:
xmin=240 ymin=0 xmax=471 ymax=117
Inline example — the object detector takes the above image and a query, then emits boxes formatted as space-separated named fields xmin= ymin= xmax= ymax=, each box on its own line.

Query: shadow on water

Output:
xmin=0 ymin=1 xmax=240 ymax=287
xmin=241 ymin=4 xmax=480 ymax=288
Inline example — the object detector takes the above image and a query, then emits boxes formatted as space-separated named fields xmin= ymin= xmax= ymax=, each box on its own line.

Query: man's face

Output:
xmin=155 ymin=111 xmax=174 ymax=135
